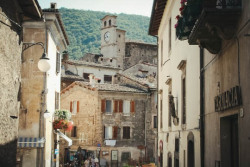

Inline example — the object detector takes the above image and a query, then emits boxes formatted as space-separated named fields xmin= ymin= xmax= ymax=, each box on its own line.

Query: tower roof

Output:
xmin=101 ymin=15 xmax=117 ymax=20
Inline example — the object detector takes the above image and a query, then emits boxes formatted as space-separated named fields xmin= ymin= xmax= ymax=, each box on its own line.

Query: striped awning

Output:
xmin=18 ymin=137 xmax=45 ymax=148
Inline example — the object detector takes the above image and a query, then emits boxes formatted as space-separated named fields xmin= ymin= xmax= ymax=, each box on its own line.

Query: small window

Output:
xmin=55 ymin=92 xmax=60 ymax=110
xmin=123 ymin=127 xmax=130 ymax=139
xmin=123 ymin=100 xmax=130 ymax=116
xmin=104 ymin=126 xmax=112 ymax=139
xmin=104 ymin=75 xmax=112 ymax=83
xmin=104 ymin=21 xmax=106 ymax=27
xmin=119 ymin=34 xmax=121 ymax=38
xmin=106 ymin=100 xmax=112 ymax=113
xmin=109 ymin=20 xmax=111 ymax=26
xmin=153 ymin=116 xmax=158 ymax=128
xmin=121 ymin=152 xmax=131 ymax=161
xmin=70 ymin=101 xmax=79 ymax=115
xmin=83 ymin=73 xmax=92 ymax=80
xmin=56 ymin=52 xmax=60 ymax=74
xmin=175 ymin=138 xmax=179 ymax=152
xmin=71 ymin=126 xmax=77 ymax=137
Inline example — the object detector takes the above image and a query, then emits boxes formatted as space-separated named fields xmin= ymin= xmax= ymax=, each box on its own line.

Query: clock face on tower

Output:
xmin=104 ymin=31 xmax=110 ymax=42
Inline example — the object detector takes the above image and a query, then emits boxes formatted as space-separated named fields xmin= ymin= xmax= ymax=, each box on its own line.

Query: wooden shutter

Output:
xmin=114 ymin=100 xmax=118 ymax=113
xmin=113 ymin=126 xmax=118 ymax=139
xmin=77 ymin=101 xmax=80 ymax=113
xmin=119 ymin=100 xmax=123 ymax=113
xmin=130 ymin=100 xmax=135 ymax=113
xmin=70 ymin=101 xmax=72 ymax=112
xmin=101 ymin=99 xmax=106 ymax=113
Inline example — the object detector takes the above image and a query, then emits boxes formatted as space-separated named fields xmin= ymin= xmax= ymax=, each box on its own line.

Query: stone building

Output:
xmin=60 ymin=14 xmax=158 ymax=166
xmin=0 ymin=0 xmax=42 ymax=166
xmin=149 ymin=0 xmax=201 ymax=167
xmin=17 ymin=3 xmax=69 ymax=167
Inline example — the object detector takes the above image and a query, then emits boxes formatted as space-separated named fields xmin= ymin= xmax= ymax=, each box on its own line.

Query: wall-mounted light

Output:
xmin=23 ymin=42 xmax=51 ymax=72
xmin=44 ymin=110 xmax=51 ymax=119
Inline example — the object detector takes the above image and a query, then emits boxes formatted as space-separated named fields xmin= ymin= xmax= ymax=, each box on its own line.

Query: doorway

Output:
xmin=220 ymin=114 xmax=239 ymax=167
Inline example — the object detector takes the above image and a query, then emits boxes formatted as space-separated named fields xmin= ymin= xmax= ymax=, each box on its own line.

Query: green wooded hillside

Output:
xmin=60 ymin=8 xmax=156 ymax=60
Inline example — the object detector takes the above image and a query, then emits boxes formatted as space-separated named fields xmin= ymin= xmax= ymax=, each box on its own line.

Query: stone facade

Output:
xmin=0 ymin=0 xmax=41 ymax=166
xmin=124 ymin=42 xmax=158 ymax=70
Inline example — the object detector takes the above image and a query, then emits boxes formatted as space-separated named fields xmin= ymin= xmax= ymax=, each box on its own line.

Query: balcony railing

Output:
xmin=188 ymin=0 xmax=242 ymax=54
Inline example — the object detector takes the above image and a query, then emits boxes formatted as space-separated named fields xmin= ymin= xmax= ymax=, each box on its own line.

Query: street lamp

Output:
xmin=23 ymin=42 xmax=51 ymax=118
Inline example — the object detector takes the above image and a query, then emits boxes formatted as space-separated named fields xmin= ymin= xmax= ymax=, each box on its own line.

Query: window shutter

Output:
xmin=101 ymin=99 xmax=106 ymax=113
xmin=119 ymin=100 xmax=123 ymax=113
xmin=56 ymin=52 xmax=60 ymax=73
xmin=130 ymin=100 xmax=135 ymax=113
xmin=70 ymin=101 xmax=72 ymax=112
xmin=114 ymin=101 xmax=118 ymax=113
xmin=113 ymin=126 xmax=118 ymax=139
xmin=77 ymin=101 xmax=80 ymax=113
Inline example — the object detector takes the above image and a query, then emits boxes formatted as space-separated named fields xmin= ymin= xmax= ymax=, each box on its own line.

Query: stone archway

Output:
xmin=187 ymin=132 xmax=195 ymax=167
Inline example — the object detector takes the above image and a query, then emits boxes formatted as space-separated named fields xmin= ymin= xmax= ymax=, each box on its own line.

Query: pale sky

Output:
xmin=38 ymin=0 xmax=154 ymax=17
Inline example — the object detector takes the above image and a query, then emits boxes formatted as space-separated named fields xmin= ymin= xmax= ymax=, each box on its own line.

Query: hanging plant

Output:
xmin=175 ymin=0 xmax=202 ymax=40
xmin=54 ymin=109 xmax=71 ymax=120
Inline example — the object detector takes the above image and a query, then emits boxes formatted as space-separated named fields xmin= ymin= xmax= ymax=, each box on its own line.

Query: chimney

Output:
xmin=50 ymin=3 xmax=57 ymax=9
xmin=88 ymin=74 xmax=95 ymax=87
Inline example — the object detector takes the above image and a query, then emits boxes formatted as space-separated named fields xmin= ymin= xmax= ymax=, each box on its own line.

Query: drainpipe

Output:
xmin=200 ymin=47 xmax=205 ymax=167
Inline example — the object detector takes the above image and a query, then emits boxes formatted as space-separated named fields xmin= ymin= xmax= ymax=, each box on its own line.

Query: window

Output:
xmin=106 ymin=100 xmax=112 ymax=113
xmin=109 ymin=19 xmax=111 ymax=26
xmin=153 ymin=116 xmax=158 ymax=128
xmin=160 ymin=99 xmax=163 ymax=129
xmin=104 ymin=75 xmax=112 ymax=83
xmin=104 ymin=21 xmax=106 ymax=27
xmin=161 ymin=40 xmax=163 ymax=67
xmin=70 ymin=101 xmax=79 ymax=115
xmin=71 ymin=126 xmax=77 ymax=137
xmin=56 ymin=52 xmax=60 ymax=74
xmin=123 ymin=127 xmax=130 ymax=139
xmin=168 ymin=18 xmax=172 ymax=53
xmin=83 ymin=73 xmax=92 ymax=80
xmin=182 ymin=77 xmax=186 ymax=124
xmin=123 ymin=100 xmax=130 ymax=116
xmin=175 ymin=138 xmax=180 ymax=152
xmin=104 ymin=126 xmax=112 ymax=139
xmin=55 ymin=92 xmax=60 ymax=110
xmin=121 ymin=152 xmax=131 ymax=161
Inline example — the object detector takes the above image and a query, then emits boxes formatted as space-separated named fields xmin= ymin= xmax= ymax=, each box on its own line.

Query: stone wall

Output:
xmin=0 ymin=0 xmax=23 ymax=166
xmin=124 ymin=42 xmax=157 ymax=70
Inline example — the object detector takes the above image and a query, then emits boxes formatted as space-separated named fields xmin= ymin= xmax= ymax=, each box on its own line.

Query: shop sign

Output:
xmin=214 ymin=86 xmax=242 ymax=112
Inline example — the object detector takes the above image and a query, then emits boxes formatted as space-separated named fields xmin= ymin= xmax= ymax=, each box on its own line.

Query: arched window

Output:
xmin=104 ymin=21 xmax=106 ymax=27
xmin=187 ymin=132 xmax=195 ymax=167
xmin=168 ymin=152 xmax=172 ymax=167
xmin=109 ymin=19 xmax=111 ymax=26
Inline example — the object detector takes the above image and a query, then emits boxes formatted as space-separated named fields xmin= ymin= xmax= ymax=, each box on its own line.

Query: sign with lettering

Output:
xmin=214 ymin=86 xmax=242 ymax=112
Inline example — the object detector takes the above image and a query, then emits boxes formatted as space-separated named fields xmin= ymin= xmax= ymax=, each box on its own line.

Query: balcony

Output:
xmin=188 ymin=0 xmax=242 ymax=54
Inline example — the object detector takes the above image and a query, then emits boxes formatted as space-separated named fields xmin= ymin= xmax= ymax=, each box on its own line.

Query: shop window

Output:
xmin=123 ymin=127 xmax=130 ymax=139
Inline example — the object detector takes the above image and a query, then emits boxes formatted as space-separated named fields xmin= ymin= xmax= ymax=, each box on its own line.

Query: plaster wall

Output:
xmin=157 ymin=0 xmax=200 ymax=166
xmin=203 ymin=1 xmax=250 ymax=164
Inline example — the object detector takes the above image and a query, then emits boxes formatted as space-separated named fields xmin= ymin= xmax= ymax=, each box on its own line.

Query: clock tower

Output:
xmin=101 ymin=15 xmax=126 ymax=68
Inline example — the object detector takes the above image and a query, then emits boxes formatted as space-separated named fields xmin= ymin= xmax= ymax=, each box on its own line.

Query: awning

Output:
xmin=18 ymin=137 xmax=45 ymax=148
xmin=56 ymin=130 xmax=72 ymax=146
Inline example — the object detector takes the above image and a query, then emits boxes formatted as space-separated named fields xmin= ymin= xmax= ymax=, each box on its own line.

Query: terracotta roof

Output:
xmin=101 ymin=15 xmax=117 ymax=20
xmin=120 ymin=63 xmax=157 ymax=89
xmin=149 ymin=0 xmax=168 ymax=36
xmin=61 ymin=81 xmax=147 ymax=94
xmin=42 ymin=8 xmax=69 ymax=45
xmin=61 ymin=74 xmax=85 ymax=81
xmin=65 ymin=60 xmax=122 ymax=70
